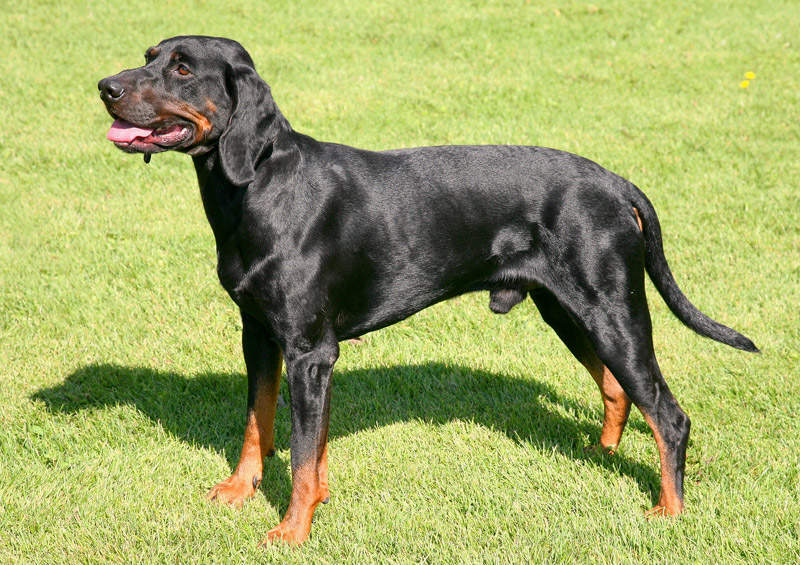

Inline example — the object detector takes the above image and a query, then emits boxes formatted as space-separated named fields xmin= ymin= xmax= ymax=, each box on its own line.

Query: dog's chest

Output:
xmin=216 ymin=244 xmax=245 ymax=297
xmin=215 ymin=239 xmax=261 ymax=301
xmin=215 ymin=234 xmax=289 ymax=314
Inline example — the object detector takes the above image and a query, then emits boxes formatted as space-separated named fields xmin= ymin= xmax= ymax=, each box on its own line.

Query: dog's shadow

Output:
xmin=32 ymin=362 xmax=657 ymax=512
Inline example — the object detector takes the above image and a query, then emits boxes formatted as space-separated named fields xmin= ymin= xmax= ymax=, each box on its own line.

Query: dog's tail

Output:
xmin=629 ymin=185 xmax=759 ymax=352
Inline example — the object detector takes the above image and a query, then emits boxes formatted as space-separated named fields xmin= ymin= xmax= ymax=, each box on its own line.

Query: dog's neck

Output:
xmin=191 ymin=126 xmax=300 ymax=248
xmin=193 ymin=150 xmax=246 ymax=247
xmin=191 ymin=118 xmax=309 ymax=253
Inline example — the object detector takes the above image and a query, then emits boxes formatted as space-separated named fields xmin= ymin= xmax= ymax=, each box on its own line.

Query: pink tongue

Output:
xmin=106 ymin=119 xmax=154 ymax=142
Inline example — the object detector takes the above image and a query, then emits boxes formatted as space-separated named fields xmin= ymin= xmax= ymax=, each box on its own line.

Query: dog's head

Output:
xmin=98 ymin=36 xmax=285 ymax=186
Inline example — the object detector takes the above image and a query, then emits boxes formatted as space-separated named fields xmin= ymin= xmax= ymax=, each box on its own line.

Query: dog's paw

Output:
xmin=206 ymin=474 xmax=259 ymax=508
xmin=259 ymin=521 xmax=310 ymax=547
xmin=583 ymin=443 xmax=617 ymax=456
xmin=645 ymin=500 xmax=683 ymax=519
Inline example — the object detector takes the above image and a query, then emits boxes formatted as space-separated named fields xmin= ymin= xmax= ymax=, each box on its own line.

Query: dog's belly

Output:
xmin=222 ymin=211 xmax=549 ymax=341
xmin=327 ymin=222 xmax=549 ymax=340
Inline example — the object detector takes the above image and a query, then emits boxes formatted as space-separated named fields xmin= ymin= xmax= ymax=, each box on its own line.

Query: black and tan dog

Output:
xmin=98 ymin=36 xmax=758 ymax=545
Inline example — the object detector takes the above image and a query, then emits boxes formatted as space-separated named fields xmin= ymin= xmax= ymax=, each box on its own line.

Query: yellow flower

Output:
xmin=740 ymin=80 xmax=750 ymax=88
xmin=745 ymin=71 xmax=756 ymax=80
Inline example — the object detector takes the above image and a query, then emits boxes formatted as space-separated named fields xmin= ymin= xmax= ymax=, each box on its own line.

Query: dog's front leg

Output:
xmin=263 ymin=335 xmax=338 ymax=546
xmin=207 ymin=312 xmax=283 ymax=506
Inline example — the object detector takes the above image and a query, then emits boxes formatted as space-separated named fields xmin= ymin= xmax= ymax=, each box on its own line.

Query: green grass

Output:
xmin=1 ymin=0 xmax=798 ymax=562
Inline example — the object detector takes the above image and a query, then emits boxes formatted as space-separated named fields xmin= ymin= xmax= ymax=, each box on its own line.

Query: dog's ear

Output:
xmin=219 ymin=63 xmax=285 ymax=187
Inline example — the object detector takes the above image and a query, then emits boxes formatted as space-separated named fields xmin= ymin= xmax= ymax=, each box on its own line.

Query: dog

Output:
xmin=98 ymin=35 xmax=758 ymax=545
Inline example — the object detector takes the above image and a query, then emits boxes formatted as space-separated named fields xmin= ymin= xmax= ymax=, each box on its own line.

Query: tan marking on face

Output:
xmin=205 ymin=98 xmax=217 ymax=114
xmin=124 ymin=88 xmax=213 ymax=148
xmin=160 ymin=100 xmax=214 ymax=143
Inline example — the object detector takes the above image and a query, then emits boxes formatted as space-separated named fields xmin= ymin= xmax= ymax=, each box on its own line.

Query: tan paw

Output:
xmin=584 ymin=443 xmax=617 ymax=456
xmin=206 ymin=473 xmax=259 ymax=508
xmin=645 ymin=503 xmax=682 ymax=519
xmin=259 ymin=521 xmax=310 ymax=547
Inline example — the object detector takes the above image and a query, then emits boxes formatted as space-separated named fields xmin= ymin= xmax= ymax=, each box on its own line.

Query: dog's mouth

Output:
xmin=106 ymin=118 xmax=194 ymax=153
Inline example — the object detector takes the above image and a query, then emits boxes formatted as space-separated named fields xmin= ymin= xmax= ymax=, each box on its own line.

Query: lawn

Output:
xmin=1 ymin=0 xmax=798 ymax=562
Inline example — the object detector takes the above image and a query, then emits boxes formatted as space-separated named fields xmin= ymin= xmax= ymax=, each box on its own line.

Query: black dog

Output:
xmin=98 ymin=36 xmax=757 ymax=545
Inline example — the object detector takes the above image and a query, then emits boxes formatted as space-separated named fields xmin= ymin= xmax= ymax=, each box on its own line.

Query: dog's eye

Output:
xmin=176 ymin=64 xmax=191 ymax=76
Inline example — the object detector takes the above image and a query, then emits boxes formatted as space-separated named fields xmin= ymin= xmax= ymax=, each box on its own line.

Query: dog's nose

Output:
xmin=98 ymin=78 xmax=125 ymax=101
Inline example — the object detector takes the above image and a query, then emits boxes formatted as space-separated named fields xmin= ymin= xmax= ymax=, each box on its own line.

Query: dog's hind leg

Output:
xmin=531 ymin=197 xmax=690 ymax=514
xmin=551 ymin=282 xmax=690 ymax=516
xmin=591 ymin=307 xmax=690 ymax=515
xmin=531 ymin=288 xmax=631 ymax=452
